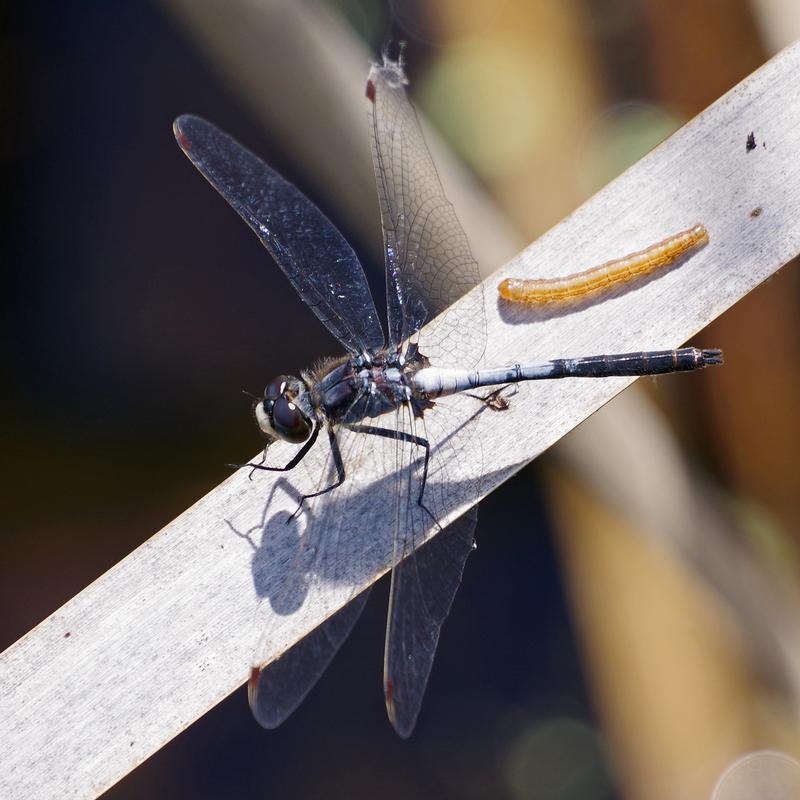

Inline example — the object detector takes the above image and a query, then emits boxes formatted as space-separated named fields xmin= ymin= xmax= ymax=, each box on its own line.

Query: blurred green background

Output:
xmin=2 ymin=1 xmax=799 ymax=798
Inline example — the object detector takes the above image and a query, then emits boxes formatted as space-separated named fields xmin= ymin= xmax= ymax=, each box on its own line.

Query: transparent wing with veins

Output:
xmin=385 ymin=503 xmax=477 ymax=737
xmin=249 ymin=589 xmax=371 ymax=729
xmin=174 ymin=115 xmax=384 ymax=355
xmin=367 ymin=55 xmax=487 ymax=368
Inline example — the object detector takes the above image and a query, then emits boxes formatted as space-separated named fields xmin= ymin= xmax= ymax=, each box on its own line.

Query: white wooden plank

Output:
xmin=2 ymin=40 xmax=800 ymax=800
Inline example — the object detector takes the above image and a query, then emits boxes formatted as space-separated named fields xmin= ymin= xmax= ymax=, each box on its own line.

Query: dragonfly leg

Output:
xmin=344 ymin=423 xmax=438 ymax=529
xmin=465 ymin=384 xmax=515 ymax=411
xmin=246 ymin=443 xmax=270 ymax=479
xmin=288 ymin=426 xmax=345 ymax=522
xmin=226 ymin=423 xmax=321 ymax=478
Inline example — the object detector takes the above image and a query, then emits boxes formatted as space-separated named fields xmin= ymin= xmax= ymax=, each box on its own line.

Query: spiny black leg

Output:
xmin=345 ymin=423 xmax=438 ymax=530
xmin=288 ymin=426 xmax=346 ymax=522
xmin=227 ymin=423 xmax=321 ymax=478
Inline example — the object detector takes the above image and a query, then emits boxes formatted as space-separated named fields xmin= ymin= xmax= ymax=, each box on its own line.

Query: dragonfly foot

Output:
xmin=466 ymin=384 xmax=516 ymax=411
xmin=224 ymin=462 xmax=267 ymax=481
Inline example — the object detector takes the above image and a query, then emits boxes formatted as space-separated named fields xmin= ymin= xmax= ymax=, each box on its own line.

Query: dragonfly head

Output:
xmin=254 ymin=375 xmax=313 ymax=444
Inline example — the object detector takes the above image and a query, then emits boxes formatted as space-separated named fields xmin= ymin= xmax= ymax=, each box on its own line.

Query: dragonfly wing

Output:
xmin=367 ymin=56 xmax=486 ymax=368
xmin=174 ymin=115 xmax=385 ymax=355
xmin=249 ymin=588 xmax=371 ymax=728
xmin=384 ymin=506 xmax=478 ymax=737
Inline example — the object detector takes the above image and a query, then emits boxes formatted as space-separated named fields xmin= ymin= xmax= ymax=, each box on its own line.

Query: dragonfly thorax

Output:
xmin=255 ymin=374 xmax=313 ymax=443
xmin=309 ymin=350 xmax=423 ymax=427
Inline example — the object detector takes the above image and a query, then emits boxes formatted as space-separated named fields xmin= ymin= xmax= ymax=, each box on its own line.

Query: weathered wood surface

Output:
xmin=2 ymin=39 xmax=800 ymax=800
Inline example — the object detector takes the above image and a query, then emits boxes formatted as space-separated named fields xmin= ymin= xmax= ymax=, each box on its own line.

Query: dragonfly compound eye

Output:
xmin=264 ymin=375 xmax=290 ymax=402
xmin=271 ymin=397 xmax=312 ymax=443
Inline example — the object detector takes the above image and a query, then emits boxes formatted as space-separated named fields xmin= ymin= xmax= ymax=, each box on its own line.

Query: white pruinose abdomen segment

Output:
xmin=412 ymin=363 xmax=557 ymax=398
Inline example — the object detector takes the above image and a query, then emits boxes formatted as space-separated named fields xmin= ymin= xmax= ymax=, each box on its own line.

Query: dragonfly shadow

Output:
xmin=226 ymin=475 xmax=314 ymax=615
xmin=496 ymin=247 xmax=701 ymax=325
xmin=232 ymin=450 xmax=521 ymax=621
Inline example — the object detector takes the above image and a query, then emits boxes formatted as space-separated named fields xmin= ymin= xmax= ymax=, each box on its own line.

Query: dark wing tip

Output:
xmin=173 ymin=114 xmax=208 ymax=153
xmin=247 ymin=665 xmax=283 ymax=730
xmin=173 ymin=115 xmax=193 ymax=152
xmin=247 ymin=665 xmax=260 ymax=703
xmin=384 ymin=676 xmax=394 ymax=714
xmin=384 ymin=676 xmax=415 ymax=739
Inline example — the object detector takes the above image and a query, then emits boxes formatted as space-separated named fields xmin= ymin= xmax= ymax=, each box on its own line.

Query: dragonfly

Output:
xmin=174 ymin=54 xmax=722 ymax=737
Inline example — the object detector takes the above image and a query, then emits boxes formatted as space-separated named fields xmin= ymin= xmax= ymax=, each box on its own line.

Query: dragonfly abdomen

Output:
xmin=412 ymin=347 xmax=723 ymax=398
